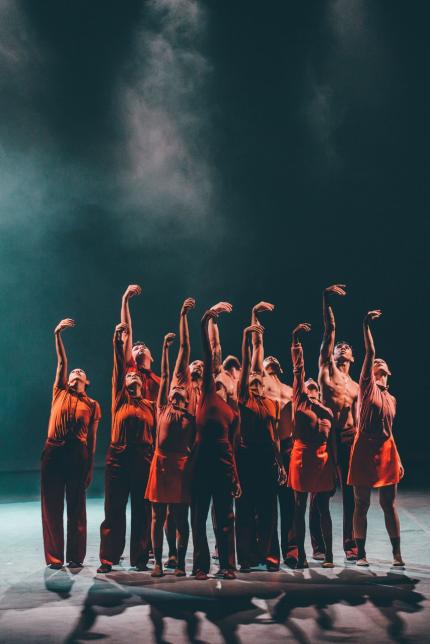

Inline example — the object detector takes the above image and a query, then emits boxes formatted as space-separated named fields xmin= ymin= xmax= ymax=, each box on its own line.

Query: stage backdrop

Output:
xmin=0 ymin=1 xmax=428 ymax=484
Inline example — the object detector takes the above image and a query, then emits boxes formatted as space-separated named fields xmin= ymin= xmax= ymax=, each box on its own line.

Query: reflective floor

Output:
xmin=0 ymin=490 xmax=429 ymax=643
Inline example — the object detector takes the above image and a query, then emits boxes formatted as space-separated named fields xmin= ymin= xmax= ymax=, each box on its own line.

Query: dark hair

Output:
xmin=133 ymin=340 xmax=147 ymax=348
xmin=335 ymin=340 xmax=352 ymax=351
xmin=223 ymin=356 xmax=241 ymax=371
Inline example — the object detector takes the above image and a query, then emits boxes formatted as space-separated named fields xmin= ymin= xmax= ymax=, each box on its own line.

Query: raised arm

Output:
xmin=201 ymin=302 xmax=232 ymax=391
xmin=53 ymin=318 xmax=75 ymax=389
xmin=239 ymin=323 xmax=264 ymax=402
xmin=291 ymin=323 xmax=312 ymax=401
xmin=158 ymin=332 xmax=176 ymax=408
xmin=208 ymin=316 xmax=222 ymax=375
xmin=172 ymin=298 xmax=195 ymax=380
xmin=361 ymin=310 xmax=382 ymax=379
xmin=113 ymin=322 xmax=128 ymax=397
xmin=319 ymin=284 xmax=346 ymax=367
xmin=120 ymin=284 xmax=142 ymax=363
xmin=251 ymin=301 xmax=274 ymax=373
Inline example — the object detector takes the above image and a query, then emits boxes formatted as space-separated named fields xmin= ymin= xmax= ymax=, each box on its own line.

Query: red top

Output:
xmin=127 ymin=358 xmax=161 ymax=402
xmin=170 ymin=363 xmax=201 ymax=416
xmin=47 ymin=385 xmax=101 ymax=445
xmin=292 ymin=343 xmax=333 ymax=445
xmin=113 ymin=349 xmax=156 ymax=450
xmin=239 ymin=394 xmax=279 ymax=453
xmin=156 ymin=404 xmax=195 ymax=455
xmin=358 ymin=370 xmax=396 ymax=437
xmin=195 ymin=379 xmax=239 ymax=481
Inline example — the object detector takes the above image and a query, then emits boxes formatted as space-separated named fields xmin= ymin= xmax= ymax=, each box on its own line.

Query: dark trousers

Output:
xmin=41 ymin=440 xmax=88 ymax=566
xmin=309 ymin=437 xmax=355 ymax=553
xmin=100 ymin=444 xmax=152 ymax=567
xmin=236 ymin=449 xmax=280 ymax=567
xmin=191 ymin=465 xmax=236 ymax=574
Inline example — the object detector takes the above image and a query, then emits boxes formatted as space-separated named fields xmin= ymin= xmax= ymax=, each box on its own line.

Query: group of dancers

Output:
xmin=41 ymin=283 xmax=404 ymax=579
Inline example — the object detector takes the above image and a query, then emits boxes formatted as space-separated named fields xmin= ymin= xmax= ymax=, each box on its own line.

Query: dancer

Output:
xmin=348 ymin=310 xmax=404 ymax=566
xmin=289 ymin=323 xmax=336 ymax=569
xmin=318 ymin=284 xmax=359 ymax=561
xmin=41 ymin=318 xmax=101 ymax=569
xmin=146 ymin=299 xmax=197 ymax=577
xmin=251 ymin=302 xmax=297 ymax=565
xmin=236 ymin=316 xmax=287 ymax=572
xmin=162 ymin=298 xmax=201 ymax=570
xmin=191 ymin=303 xmax=241 ymax=580
xmin=121 ymin=284 xmax=160 ymax=400
xmin=98 ymin=322 xmax=156 ymax=573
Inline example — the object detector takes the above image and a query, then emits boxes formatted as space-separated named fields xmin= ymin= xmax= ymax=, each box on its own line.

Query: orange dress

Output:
xmin=145 ymin=404 xmax=195 ymax=504
xmin=348 ymin=368 xmax=401 ymax=488
xmin=288 ymin=343 xmax=336 ymax=493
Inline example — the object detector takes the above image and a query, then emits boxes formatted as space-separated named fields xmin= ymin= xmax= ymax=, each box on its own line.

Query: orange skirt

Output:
xmin=288 ymin=440 xmax=336 ymax=493
xmin=347 ymin=432 xmax=402 ymax=488
xmin=145 ymin=449 xmax=192 ymax=504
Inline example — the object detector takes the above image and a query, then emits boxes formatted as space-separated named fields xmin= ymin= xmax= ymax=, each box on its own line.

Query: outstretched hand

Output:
xmin=115 ymin=322 xmax=129 ymax=337
xmin=232 ymin=480 xmax=242 ymax=499
xmin=244 ymin=323 xmax=264 ymax=336
xmin=324 ymin=284 xmax=346 ymax=297
xmin=365 ymin=309 xmax=382 ymax=322
xmin=253 ymin=301 xmax=275 ymax=314
xmin=164 ymin=332 xmax=176 ymax=346
xmin=55 ymin=318 xmax=76 ymax=334
xmin=181 ymin=297 xmax=196 ymax=315
xmin=123 ymin=284 xmax=142 ymax=299
xmin=210 ymin=301 xmax=233 ymax=316
xmin=292 ymin=322 xmax=311 ymax=339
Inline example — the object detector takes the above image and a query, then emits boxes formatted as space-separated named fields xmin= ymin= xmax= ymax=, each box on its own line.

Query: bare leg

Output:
xmin=353 ymin=486 xmax=371 ymax=564
xmin=151 ymin=503 xmax=167 ymax=576
xmin=379 ymin=485 xmax=403 ymax=565
xmin=293 ymin=491 xmax=308 ymax=568
xmin=171 ymin=503 xmax=190 ymax=575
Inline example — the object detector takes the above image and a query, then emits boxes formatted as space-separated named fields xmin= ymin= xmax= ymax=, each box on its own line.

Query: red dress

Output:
xmin=288 ymin=343 xmax=336 ymax=493
xmin=348 ymin=368 xmax=401 ymax=488
xmin=145 ymin=404 xmax=195 ymax=504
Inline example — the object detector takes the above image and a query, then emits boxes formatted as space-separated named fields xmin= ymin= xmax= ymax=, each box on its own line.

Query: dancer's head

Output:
xmin=132 ymin=340 xmax=153 ymax=369
xmin=263 ymin=355 xmax=283 ymax=376
xmin=334 ymin=341 xmax=354 ymax=365
xmin=68 ymin=368 xmax=89 ymax=393
xmin=305 ymin=378 xmax=320 ymax=401
xmin=373 ymin=358 xmax=391 ymax=387
xmin=125 ymin=369 xmax=143 ymax=397
xmin=189 ymin=359 xmax=204 ymax=381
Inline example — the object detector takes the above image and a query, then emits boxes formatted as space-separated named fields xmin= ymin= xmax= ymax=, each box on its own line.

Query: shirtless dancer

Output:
xmin=209 ymin=315 xmax=241 ymax=408
xmin=251 ymin=302 xmax=296 ymax=564
xmin=318 ymin=284 xmax=359 ymax=561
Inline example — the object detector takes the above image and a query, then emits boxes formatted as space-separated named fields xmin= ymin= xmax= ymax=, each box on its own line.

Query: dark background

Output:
xmin=0 ymin=1 xmax=428 ymax=484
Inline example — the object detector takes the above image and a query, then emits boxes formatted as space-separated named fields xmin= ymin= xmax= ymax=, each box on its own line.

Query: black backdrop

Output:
xmin=0 ymin=1 xmax=428 ymax=482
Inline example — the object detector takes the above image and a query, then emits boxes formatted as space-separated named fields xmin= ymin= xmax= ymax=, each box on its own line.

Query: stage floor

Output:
xmin=0 ymin=490 xmax=429 ymax=643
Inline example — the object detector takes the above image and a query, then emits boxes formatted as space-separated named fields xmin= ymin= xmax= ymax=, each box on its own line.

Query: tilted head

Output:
xmin=215 ymin=378 xmax=228 ymax=403
xmin=305 ymin=377 xmax=321 ymax=401
xmin=169 ymin=384 xmax=189 ymax=409
xmin=189 ymin=359 xmax=204 ymax=381
xmin=68 ymin=369 xmax=89 ymax=393
xmin=373 ymin=358 xmax=391 ymax=386
xmin=132 ymin=341 xmax=153 ymax=369
xmin=249 ymin=370 xmax=264 ymax=398
xmin=263 ymin=355 xmax=283 ymax=376
xmin=125 ymin=369 xmax=143 ymax=395
xmin=333 ymin=341 xmax=354 ymax=364
xmin=222 ymin=355 xmax=241 ymax=378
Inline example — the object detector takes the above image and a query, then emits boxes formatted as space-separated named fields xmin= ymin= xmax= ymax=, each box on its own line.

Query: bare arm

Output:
xmin=120 ymin=284 xmax=141 ymax=364
xmin=208 ymin=317 xmax=222 ymax=375
xmin=53 ymin=318 xmax=75 ymax=388
xmin=319 ymin=284 xmax=346 ymax=367
xmin=362 ymin=310 xmax=382 ymax=379
xmin=251 ymin=301 xmax=274 ymax=373
xmin=201 ymin=303 xmax=233 ymax=392
xmin=239 ymin=324 xmax=264 ymax=402
xmin=291 ymin=323 xmax=312 ymax=401
xmin=173 ymin=298 xmax=195 ymax=379
xmin=158 ymin=333 xmax=176 ymax=408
